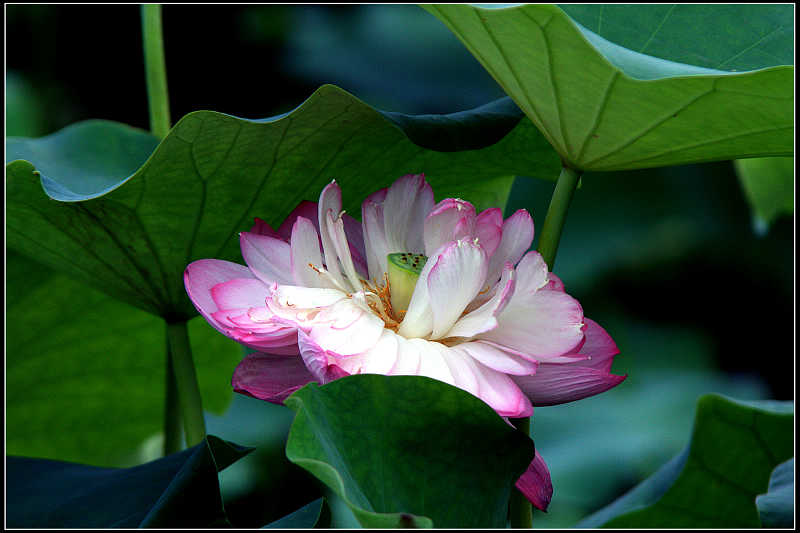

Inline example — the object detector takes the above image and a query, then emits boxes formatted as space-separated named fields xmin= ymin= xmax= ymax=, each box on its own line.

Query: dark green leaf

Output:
xmin=6 ymin=435 xmax=252 ymax=528
xmin=6 ymin=84 xmax=558 ymax=318
xmin=5 ymin=251 xmax=242 ymax=466
xmin=424 ymin=4 xmax=793 ymax=170
xmin=578 ymin=394 xmax=794 ymax=528
xmin=734 ymin=157 xmax=794 ymax=234
xmin=756 ymin=458 xmax=794 ymax=528
xmin=263 ymin=498 xmax=325 ymax=528
xmin=284 ymin=374 xmax=534 ymax=528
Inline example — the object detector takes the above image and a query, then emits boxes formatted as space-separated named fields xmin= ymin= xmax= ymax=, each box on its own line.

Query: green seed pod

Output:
xmin=387 ymin=252 xmax=427 ymax=314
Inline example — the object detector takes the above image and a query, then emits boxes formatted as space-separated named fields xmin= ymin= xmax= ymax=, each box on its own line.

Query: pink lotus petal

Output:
xmin=452 ymin=340 xmax=539 ymax=376
xmin=389 ymin=338 xmax=532 ymax=417
xmin=318 ymin=181 xmax=349 ymax=289
xmin=250 ymin=217 xmax=282 ymax=239
xmin=479 ymin=286 xmax=585 ymax=359
xmin=512 ymin=365 xmax=626 ymax=406
xmin=307 ymin=296 xmax=385 ymax=355
xmin=232 ymin=352 xmax=315 ymax=404
xmin=383 ymin=173 xmax=434 ymax=254
xmin=296 ymin=329 xmax=351 ymax=384
xmin=359 ymin=329 xmax=401 ymax=374
xmin=513 ymin=251 xmax=550 ymax=295
xmin=210 ymin=278 xmax=270 ymax=311
xmin=386 ymin=334 xmax=423 ymax=375
xmin=277 ymin=201 xmax=320 ymax=241
xmin=273 ymin=201 xmax=366 ymax=279
xmin=428 ymin=239 xmax=488 ymax=339
xmin=267 ymin=285 xmax=348 ymax=330
xmin=423 ymin=198 xmax=477 ymax=256
xmin=512 ymin=320 xmax=625 ymax=406
xmin=225 ymin=311 xmax=277 ymax=330
xmin=544 ymin=272 xmax=565 ymax=292
xmin=325 ymin=210 xmax=363 ymax=291
xmin=413 ymin=338 xmax=458 ymax=387
xmin=479 ymin=340 xmax=589 ymax=364
xmin=290 ymin=216 xmax=328 ymax=288
xmin=566 ymin=318 xmax=619 ymax=371
xmin=441 ymin=346 xmax=533 ymax=417
xmin=486 ymin=209 xmax=534 ymax=285
xmin=475 ymin=207 xmax=503 ymax=257
xmin=184 ymin=259 xmax=258 ymax=333
xmin=362 ymin=188 xmax=389 ymax=280
xmin=342 ymin=214 xmax=368 ymax=278
xmin=515 ymin=451 xmax=553 ymax=511
xmin=447 ymin=262 xmax=515 ymax=338
xmin=240 ymin=231 xmax=293 ymax=285
xmin=269 ymin=285 xmax=347 ymax=311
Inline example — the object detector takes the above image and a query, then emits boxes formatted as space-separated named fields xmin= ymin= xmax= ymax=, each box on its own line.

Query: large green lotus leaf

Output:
xmin=734 ymin=157 xmax=794 ymax=234
xmin=5 ymin=250 xmax=242 ymax=467
xmin=6 ymin=84 xmax=558 ymax=318
xmin=6 ymin=435 xmax=252 ymax=528
xmin=756 ymin=458 xmax=794 ymax=528
xmin=284 ymin=374 xmax=534 ymax=528
xmin=577 ymin=394 xmax=794 ymax=528
xmin=424 ymin=4 xmax=793 ymax=171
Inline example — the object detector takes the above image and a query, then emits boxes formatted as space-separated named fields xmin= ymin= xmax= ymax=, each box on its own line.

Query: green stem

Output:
xmin=536 ymin=165 xmax=582 ymax=270
xmin=509 ymin=165 xmax=582 ymax=528
xmin=166 ymin=320 xmax=206 ymax=447
xmin=509 ymin=417 xmax=533 ymax=528
xmin=141 ymin=4 xmax=171 ymax=139
xmin=162 ymin=337 xmax=182 ymax=455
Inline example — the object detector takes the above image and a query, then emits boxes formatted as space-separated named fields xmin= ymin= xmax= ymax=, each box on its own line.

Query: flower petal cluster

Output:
xmin=185 ymin=173 xmax=626 ymax=509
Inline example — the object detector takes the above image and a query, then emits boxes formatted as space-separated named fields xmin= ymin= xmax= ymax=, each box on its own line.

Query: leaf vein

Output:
xmin=716 ymin=25 xmax=785 ymax=69
xmin=185 ymin=125 xmax=244 ymax=272
xmin=639 ymin=5 xmax=676 ymax=54
xmin=575 ymin=70 xmax=619 ymax=164
xmin=581 ymin=80 xmax=717 ymax=167
xmin=211 ymin=118 xmax=292 ymax=259
xmin=600 ymin=124 xmax=793 ymax=168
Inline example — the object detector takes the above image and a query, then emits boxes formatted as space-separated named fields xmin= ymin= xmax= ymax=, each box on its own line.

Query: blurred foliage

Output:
xmin=5 ymin=4 xmax=794 ymax=528
xmin=734 ymin=157 xmax=794 ymax=235
xmin=6 ymin=72 xmax=48 ymax=137
xmin=281 ymin=5 xmax=506 ymax=113
xmin=527 ymin=319 xmax=771 ymax=528
xmin=579 ymin=395 xmax=793 ymax=527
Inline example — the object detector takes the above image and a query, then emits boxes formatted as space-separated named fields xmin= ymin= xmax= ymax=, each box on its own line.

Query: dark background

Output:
xmin=6 ymin=4 xmax=794 ymax=528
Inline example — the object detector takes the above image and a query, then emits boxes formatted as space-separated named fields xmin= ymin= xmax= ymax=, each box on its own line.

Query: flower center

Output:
xmin=358 ymin=253 xmax=428 ymax=332
xmin=387 ymin=252 xmax=427 ymax=316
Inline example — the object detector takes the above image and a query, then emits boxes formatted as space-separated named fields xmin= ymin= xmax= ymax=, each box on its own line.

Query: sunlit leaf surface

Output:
xmin=425 ymin=4 xmax=793 ymax=171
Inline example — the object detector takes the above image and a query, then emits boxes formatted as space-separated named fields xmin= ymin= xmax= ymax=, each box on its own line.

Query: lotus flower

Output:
xmin=185 ymin=173 xmax=626 ymax=510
